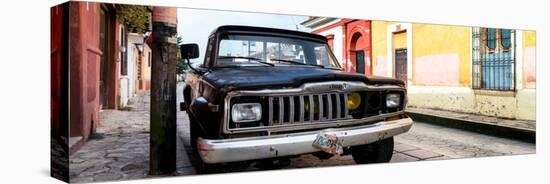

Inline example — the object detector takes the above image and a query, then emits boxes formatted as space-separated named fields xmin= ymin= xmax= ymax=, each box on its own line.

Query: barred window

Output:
xmin=472 ymin=27 xmax=515 ymax=91
xmin=500 ymin=29 xmax=511 ymax=49
xmin=487 ymin=28 xmax=496 ymax=50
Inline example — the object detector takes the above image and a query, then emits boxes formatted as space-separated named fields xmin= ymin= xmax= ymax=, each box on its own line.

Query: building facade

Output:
xmin=128 ymin=33 xmax=152 ymax=94
xmin=51 ymin=2 xmax=127 ymax=154
xmin=302 ymin=18 xmax=372 ymax=74
xmin=302 ymin=18 xmax=536 ymax=121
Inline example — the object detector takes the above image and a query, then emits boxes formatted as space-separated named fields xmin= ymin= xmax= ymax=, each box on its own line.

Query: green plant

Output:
xmin=118 ymin=5 xmax=150 ymax=34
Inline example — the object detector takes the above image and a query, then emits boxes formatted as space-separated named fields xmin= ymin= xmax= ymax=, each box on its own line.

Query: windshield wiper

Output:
xmin=269 ymin=58 xmax=325 ymax=68
xmin=217 ymin=56 xmax=274 ymax=66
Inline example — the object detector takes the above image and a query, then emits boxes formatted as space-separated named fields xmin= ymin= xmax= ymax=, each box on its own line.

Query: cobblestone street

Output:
xmin=68 ymin=82 xmax=536 ymax=183
xmin=69 ymin=93 xmax=152 ymax=183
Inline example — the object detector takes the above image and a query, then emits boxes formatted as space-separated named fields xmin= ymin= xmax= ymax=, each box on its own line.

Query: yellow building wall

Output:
xmin=392 ymin=31 xmax=407 ymax=49
xmin=369 ymin=21 xmax=534 ymax=121
xmin=412 ymin=24 xmax=471 ymax=86
xmin=371 ymin=21 xmax=471 ymax=86
xmin=524 ymin=31 xmax=536 ymax=47
xmin=371 ymin=21 xmax=391 ymax=77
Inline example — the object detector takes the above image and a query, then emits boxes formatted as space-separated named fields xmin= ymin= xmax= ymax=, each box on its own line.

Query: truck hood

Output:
xmin=202 ymin=66 xmax=404 ymax=92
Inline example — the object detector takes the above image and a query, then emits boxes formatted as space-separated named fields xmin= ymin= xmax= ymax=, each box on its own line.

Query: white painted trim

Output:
xmin=386 ymin=23 xmax=413 ymax=88
xmin=305 ymin=18 xmax=340 ymax=30
xmin=470 ymin=27 xmax=474 ymax=88
xmin=515 ymin=30 xmax=524 ymax=90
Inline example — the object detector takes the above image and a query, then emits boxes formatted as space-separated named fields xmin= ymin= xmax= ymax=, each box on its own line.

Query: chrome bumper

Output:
xmin=197 ymin=117 xmax=413 ymax=164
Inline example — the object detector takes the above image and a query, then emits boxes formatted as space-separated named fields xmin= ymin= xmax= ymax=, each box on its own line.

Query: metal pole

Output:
xmin=149 ymin=7 xmax=177 ymax=175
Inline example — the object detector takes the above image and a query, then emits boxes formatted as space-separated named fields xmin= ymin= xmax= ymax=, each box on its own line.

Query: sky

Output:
xmin=176 ymin=8 xmax=311 ymax=65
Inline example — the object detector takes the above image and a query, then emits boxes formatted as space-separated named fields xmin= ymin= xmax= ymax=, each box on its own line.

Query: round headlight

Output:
xmin=348 ymin=92 xmax=362 ymax=110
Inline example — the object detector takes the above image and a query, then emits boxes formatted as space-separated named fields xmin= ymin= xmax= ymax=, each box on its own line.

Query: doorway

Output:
xmin=99 ymin=8 xmax=106 ymax=108
xmin=355 ymin=50 xmax=365 ymax=74
xmin=99 ymin=7 xmax=115 ymax=109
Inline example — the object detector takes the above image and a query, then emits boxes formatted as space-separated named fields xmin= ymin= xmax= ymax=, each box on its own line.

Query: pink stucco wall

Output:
xmin=414 ymin=54 xmax=460 ymax=86
xmin=523 ymin=47 xmax=536 ymax=89
xmin=373 ymin=56 xmax=389 ymax=77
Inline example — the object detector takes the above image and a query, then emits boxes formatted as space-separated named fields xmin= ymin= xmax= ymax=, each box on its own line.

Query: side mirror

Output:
xmin=180 ymin=43 xmax=200 ymax=59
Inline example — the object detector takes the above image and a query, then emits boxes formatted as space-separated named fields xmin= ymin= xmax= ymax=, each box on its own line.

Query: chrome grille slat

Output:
xmin=278 ymin=96 xmax=284 ymax=125
xmin=327 ymin=94 xmax=333 ymax=120
xmin=235 ymin=92 xmax=351 ymax=130
xmin=318 ymin=94 xmax=324 ymax=121
xmin=308 ymin=95 xmax=314 ymax=122
xmin=289 ymin=96 xmax=294 ymax=124
xmin=335 ymin=94 xmax=341 ymax=119
xmin=299 ymin=96 xmax=305 ymax=122
xmin=343 ymin=93 xmax=349 ymax=118
xmin=268 ymin=97 xmax=273 ymax=126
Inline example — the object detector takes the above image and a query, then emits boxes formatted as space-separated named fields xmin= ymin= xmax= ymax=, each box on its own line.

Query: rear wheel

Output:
xmin=351 ymin=137 xmax=394 ymax=164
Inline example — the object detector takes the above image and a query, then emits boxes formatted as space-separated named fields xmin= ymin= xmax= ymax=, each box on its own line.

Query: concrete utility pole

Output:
xmin=149 ymin=7 xmax=177 ymax=175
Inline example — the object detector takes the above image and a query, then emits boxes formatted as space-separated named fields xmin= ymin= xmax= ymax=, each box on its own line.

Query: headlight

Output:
xmin=231 ymin=103 xmax=262 ymax=122
xmin=348 ymin=92 xmax=362 ymax=110
xmin=386 ymin=93 xmax=401 ymax=108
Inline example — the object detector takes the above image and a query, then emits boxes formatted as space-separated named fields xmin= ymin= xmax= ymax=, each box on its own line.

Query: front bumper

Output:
xmin=197 ymin=117 xmax=413 ymax=164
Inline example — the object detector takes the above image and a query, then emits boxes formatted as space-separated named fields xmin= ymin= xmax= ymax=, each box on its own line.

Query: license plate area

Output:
xmin=312 ymin=132 xmax=343 ymax=155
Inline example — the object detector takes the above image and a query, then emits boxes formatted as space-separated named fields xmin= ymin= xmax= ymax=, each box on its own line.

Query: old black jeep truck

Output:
xmin=179 ymin=25 xmax=413 ymax=171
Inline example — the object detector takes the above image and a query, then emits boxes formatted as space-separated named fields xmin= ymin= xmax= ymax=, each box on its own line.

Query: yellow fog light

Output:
xmin=348 ymin=92 xmax=361 ymax=110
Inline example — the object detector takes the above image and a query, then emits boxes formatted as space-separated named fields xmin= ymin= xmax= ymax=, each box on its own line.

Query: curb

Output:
xmin=405 ymin=111 xmax=536 ymax=143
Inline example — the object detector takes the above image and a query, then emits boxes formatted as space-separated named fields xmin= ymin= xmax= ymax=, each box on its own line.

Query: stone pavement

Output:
xmin=395 ymin=122 xmax=535 ymax=158
xmin=69 ymin=92 xmax=152 ymax=183
xmin=69 ymin=90 xmax=195 ymax=183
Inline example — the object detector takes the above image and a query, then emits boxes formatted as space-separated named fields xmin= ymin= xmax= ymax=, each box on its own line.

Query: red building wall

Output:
xmin=51 ymin=4 xmax=66 ymax=145
xmin=311 ymin=19 xmax=372 ymax=75
xmin=64 ymin=2 xmax=121 ymax=154
xmin=344 ymin=20 xmax=372 ymax=75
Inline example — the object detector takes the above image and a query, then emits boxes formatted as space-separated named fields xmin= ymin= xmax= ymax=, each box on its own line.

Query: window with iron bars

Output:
xmin=472 ymin=27 xmax=516 ymax=91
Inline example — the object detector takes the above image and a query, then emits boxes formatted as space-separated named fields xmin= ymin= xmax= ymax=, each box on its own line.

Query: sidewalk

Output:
xmin=405 ymin=107 xmax=535 ymax=142
xmin=69 ymin=92 xmax=194 ymax=183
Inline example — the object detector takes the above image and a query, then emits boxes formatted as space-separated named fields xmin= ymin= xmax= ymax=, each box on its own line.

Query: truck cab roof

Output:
xmin=209 ymin=25 xmax=328 ymax=43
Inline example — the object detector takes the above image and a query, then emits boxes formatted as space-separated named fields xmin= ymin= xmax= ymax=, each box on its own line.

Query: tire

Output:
xmin=187 ymin=113 xmax=218 ymax=173
xmin=351 ymin=137 xmax=394 ymax=164
xmin=188 ymin=113 xmax=199 ymax=148
xmin=187 ymin=113 xmax=249 ymax=173
xmin=254 ymin=158 xmax=291 ymax=170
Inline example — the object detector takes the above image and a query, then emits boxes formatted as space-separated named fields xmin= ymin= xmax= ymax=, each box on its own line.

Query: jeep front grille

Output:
xmin=267 ymin=93 xmax=350 ymax=126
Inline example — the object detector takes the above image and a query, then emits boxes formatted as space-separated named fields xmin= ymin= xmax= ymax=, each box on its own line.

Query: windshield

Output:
xmin=216 ymin=34 xmax=341 ymax=69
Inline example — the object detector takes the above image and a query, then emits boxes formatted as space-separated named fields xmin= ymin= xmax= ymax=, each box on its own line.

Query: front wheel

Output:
xmin=188 ymin=113 xmax=249 ymax=173
xmin=351 ymin=137 xmax=394 ymax=164
xmin=188 ymin=113 xmax=218 ymax=173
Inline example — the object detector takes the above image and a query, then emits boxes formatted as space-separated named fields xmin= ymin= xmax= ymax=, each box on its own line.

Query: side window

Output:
xmin=314 ymin=46 xmax=330 ymax=65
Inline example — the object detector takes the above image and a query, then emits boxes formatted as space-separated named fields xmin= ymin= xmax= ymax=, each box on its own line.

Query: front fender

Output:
xmin=188 ymin=96 xmax=223 ymax=138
